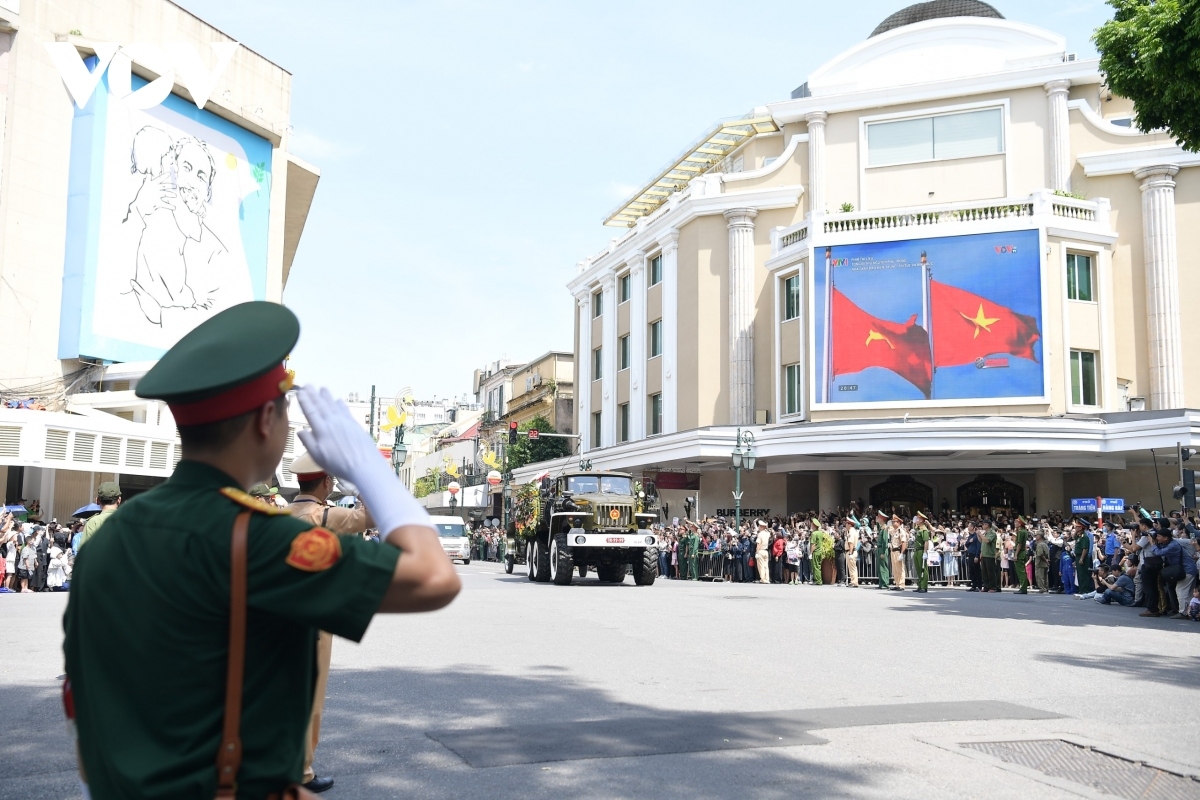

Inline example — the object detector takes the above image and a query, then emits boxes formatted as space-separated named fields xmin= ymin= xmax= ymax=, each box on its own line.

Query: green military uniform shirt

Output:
xmin=78 ymin=507 xmax=117 ymax=549
xmin=979 ymin=526 xmax=998 ymax=558
xmin=63 ymin=461 xmax=401 ymax=799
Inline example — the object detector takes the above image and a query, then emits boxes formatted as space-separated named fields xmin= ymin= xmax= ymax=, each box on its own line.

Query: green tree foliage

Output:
xmin=506 ymin=415 xmax=571 ymax=470
xmin=1094 ymin=0 xmax=1200 ymax=150
xmin=413 ymin=470 xmax=441 ymax=499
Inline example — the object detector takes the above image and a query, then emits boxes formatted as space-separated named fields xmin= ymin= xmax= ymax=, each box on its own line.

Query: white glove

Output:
xmin=296 ymin=385 xmax=429 ymax=535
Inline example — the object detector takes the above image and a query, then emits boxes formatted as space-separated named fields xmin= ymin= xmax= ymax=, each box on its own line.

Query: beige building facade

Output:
xmin=0 ymin=0 xmax=319 ymax=520
xmin=533 ymin=5 xmax=1200 ymax=520
xmin=504 ymin=351 xmax=574 ymax=435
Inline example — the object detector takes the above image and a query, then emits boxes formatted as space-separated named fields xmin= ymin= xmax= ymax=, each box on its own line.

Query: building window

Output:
xmin=649 ymin=393 xmax=663 ymax=435
xmin=649 ymin=320 xmax=663 ymax=358
xmin=618 ymin=273 xmax=631 ymax=303
xmin=619 ymin=335 xmax=630 ymax=371
xmin=1067 ymin=253 xmax=1094 ymax=302
xmin=783 ymin=275 xmax=801 ymax=321
xmin=784 ymin=364 xmax=802 ymax=415
xmin=867 ymin=107 xmax=1003 ymax=168
xmin=592 ymin=290 xmax=603 ymax=318
xmin=619 ymin=403 xmax=630 ymax=443
xmin=593 ymin=347 xmax=602 ymax=381
xmin=649 ymin=254 xmax=663 ymax=286
xmin=1070 ymin=350 xmax=1098 ymax=406
xmin=593 ymin=412 xmax=602 ymax=446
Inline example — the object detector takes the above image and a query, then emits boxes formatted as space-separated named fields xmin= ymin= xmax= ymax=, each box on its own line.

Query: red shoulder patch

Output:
xmin=285 ymin=528 xmax=342 ymax=572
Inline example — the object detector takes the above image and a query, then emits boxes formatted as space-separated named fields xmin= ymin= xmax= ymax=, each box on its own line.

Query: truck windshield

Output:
xmin=435 ymin=523 xmax=466 ymax=538
xmin=568 ymin=476 xmax=632 ymax=495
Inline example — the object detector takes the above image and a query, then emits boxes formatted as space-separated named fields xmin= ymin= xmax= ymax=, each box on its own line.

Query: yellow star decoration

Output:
xmin=865 ymin=329 xmax=894 ymax=349
xmin=960 ymin=304 xmax=1000 ymax=338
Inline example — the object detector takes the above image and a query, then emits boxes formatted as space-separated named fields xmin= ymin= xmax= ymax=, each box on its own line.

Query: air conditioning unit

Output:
xmin=532 ymin=374 xmax=542 ymax=386
xmin=1064 ymin=53 xmax=1077 ymax=62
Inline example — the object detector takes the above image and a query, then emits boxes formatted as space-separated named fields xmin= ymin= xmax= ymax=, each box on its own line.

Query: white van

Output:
xmin=431 ymin=515 xmax=471 ymax=564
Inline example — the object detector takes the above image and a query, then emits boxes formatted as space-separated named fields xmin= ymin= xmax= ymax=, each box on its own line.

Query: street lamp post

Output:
xmin=391 ymin=424 xmax=407 ymax=478
xmin=448 ymin=481 xmax=460 ymax=514
xmin=730 ymin=428 xmax=756 ymax=532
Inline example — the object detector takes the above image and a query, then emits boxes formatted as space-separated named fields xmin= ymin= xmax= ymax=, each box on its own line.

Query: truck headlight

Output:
xmin=645 ymin=536 xmax=656 ymax=545
xmin=575 ymin=535 xmax=586 ymax=544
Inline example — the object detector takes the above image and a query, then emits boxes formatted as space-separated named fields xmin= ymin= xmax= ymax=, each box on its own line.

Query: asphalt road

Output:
xmin=5 ymin=563 xmax=1198 ymax=799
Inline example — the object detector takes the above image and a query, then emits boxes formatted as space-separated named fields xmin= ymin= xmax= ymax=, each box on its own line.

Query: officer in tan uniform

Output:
xmin=889 ymin=514 xmax=907 ymax=591
xmin=843 ymin=516 xmax=859 ymax=587
xmin=288 ymin=450 xmax=376 ymax=793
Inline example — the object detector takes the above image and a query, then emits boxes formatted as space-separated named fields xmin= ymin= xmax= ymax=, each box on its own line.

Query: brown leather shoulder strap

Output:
xmin=216 ymin=510 xmax=251 ymax=799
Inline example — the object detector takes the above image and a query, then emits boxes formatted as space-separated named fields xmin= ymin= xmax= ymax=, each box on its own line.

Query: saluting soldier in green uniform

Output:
xmin=62 ymin=302 xmax=460 ymax=799
xmin=912 ymin=510 xmax=933 ymax=593
xmin=872 ymin=510 xmax=892 ymax=589
xmin=683 ymin=522 xmax=700 ymax=580
xmin=1014 ymin=516 xmax=1031 ymax=594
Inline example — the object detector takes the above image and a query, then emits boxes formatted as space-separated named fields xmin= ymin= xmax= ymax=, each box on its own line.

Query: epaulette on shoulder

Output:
xmin=220 ymin=487 xmax=291 ymax=515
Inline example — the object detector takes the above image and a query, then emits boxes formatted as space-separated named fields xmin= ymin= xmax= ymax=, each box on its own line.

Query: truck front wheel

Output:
xmin=533 ymin=538 xmax=551 ymax=583
xmin=550 ymin=533 xmax=574 ymax=585
xmin=634 ymin=548 xmax=658 ymax=586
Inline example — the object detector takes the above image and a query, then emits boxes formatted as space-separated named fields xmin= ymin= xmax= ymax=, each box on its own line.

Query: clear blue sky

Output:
xmin=178 ymin=0 xmax=1114 ymax=404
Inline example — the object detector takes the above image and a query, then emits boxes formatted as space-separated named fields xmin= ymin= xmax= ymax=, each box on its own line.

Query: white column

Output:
xmin=1137 ymin=164 xmax=1184 ymax=409
xmin=1034 ymin=467 xmax=1064 ymax=516
xmin=629 ymin=252 xmax=648 ymax=441
xmin=725 ymin=208 xmax=758 ymax=426
xmin=818 ymin=470 xmax=842 ymax=511
xmin=658 ymin=229 xmax=680 ymax=434
xmin=576 ymin=295 xmax=592 ymax=451
xmin=599 ymin=272 xmax=618 ymax=447
xmin=805 ymin=111 xmax=827 ymax=214
xmin=1045 ymin=80 xmax=1072 ymax=193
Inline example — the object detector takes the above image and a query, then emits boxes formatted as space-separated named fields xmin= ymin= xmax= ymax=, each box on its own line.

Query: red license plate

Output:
xmin=606 ymin=537 xmax=624 ymax=543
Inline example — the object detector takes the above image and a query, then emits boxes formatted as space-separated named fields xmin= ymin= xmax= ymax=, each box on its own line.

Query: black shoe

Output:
xmin=303 ymin=776 xmax=335 ymax=794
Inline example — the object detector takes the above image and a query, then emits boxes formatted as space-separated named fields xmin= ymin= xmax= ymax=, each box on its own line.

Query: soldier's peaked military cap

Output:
xmin=136 ymin=302 xmax=298 ymax=425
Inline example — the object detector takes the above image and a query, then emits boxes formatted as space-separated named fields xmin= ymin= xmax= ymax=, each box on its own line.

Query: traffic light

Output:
xmin=1184 ymin=448 xmax=1197 ymax=462
xmin=509 ymin=421 xmax=518 ymax=445
xmin=1174 ymin=469 xmax=1196 ymax=503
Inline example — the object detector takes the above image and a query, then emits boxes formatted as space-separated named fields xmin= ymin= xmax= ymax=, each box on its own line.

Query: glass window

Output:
xmin=592 ymin=290 xmax=603 ymax=318
xmin=434 ymin=522 xmax=466 ymax=538
xmin=649 ymin=393 xmax=662 ymax=435
xmin=867 ymin=107 xmax=1003 ymax=167
xmin=593 ymin=347 xmax=602 ymax=380
xmin=1070 ymin=350 xmax=1098 ymax=406
xmin=785 ymin=364 xmax=802 ymax=415
xmin=783 ymin=275 xmax=800 ymax=321
xmin=1067 ymin=253 xmax=1094 ymax=302
xmin=619 ymin=335 xmax=630 ymax=370
xmin=649 ymin=255 xmax=663 ymax=286
xmin=568 ymin=475 xmax=599 ymax=494
xmin=649 ymin=320 xmax=663 ymax=358
xmin=618 ymin=273 xmax=631 ymax=303
xmin=592 ymin=412 xmax=602 ymax=446
xmin=619 ymin=403 xmax=630 ymax=443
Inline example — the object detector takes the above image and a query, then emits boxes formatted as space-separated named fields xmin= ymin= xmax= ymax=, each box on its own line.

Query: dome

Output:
xmin=870 ymin=0 xmax=1003 ymax=37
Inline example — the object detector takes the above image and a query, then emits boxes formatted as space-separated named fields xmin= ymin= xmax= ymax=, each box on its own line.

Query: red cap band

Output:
xmin=294 ymin=470 xmax=327 ymax=481
xmin=169 ymin=364 xmax=293 ymax=426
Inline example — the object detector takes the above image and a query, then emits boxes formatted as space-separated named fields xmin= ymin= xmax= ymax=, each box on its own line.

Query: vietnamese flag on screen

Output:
xmin=930 ymin=281 xmax=1041 ymax=368
xmin=831 ymin=289 xmax=932 ymax=397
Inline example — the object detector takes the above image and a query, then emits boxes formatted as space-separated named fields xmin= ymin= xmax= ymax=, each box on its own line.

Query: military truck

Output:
xmin=508 ymin=470 xmax=659 ymax=585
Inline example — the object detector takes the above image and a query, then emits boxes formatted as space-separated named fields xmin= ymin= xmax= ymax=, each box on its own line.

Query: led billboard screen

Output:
xmin=813 ymin=230 xmax=1044 ymax=405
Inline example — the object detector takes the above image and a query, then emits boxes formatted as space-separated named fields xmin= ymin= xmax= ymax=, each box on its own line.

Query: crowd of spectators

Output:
xmin=0 ymin=510 xmax=77 ymax=593
xmin=648 ymin=504 xmax=1200 ymax=620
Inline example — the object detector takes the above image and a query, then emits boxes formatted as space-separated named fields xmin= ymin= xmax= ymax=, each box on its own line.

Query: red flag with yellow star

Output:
xmin=929 ymin=280 xmax=1040 ymax=368
xmin=831 ymin=289 xmax=932 ymax=397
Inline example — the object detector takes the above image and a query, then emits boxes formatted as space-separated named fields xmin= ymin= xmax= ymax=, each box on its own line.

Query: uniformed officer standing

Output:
xmin=1014 ymin=516 xmax=1031 ymax=594
xmin=755 ymin=520 xmax=771 ymax=584
xmin=682 ymin=521 xmax=700 ymax=580
xmin=287 ymin=450 xmax=376 ymax=793
xmin=62 ymin=302 xmax=460 ymax=799
xmin=912 ymin=511 xmax=933 ymax=593
xmin=77 ymin=482 xmax=122 ymax=549
xmin=873 ymin=510 xmax=892 ymax=589
xmin=979 ymin=521 xmax=1000 ymax=592
xmin=843 ymin=517 xmax=860 ymax=587
xmin=889 ymin=514 xmax=907 ymax=590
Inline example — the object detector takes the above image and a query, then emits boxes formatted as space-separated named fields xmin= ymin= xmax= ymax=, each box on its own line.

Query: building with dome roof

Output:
xmin=523 ymin=6 xmax=1200 ymax=520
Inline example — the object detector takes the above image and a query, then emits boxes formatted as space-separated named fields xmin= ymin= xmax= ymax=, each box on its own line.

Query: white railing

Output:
xmin=769 ymin=190 xmax=1110 ymax=260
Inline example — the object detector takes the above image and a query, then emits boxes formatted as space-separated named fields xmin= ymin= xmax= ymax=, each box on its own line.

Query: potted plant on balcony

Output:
xmin=811 ymin=527 xmax=835 ymax=585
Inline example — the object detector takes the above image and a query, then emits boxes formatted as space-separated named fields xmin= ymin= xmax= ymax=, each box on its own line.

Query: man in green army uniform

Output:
xmin=912 ymin=510 xmax=933 ymax=593
xmin=1014 ymin=516 xmax=1031 ymax=594
xmin=978 ymin=519 xmax=1000 ymax=592
xmin=62 ymin=302 xmax=460 ymax=799
xmin=683 ymin=521 xmax=700 ymax=580
xmin=872 ymin=510 xmax=892 ymax=589
xmin=77 ymin=482 xmax=122 ymax=549
xmin=1034 ymin=530 xmax=1051 ymax=593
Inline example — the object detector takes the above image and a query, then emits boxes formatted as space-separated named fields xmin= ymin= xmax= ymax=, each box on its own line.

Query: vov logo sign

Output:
xmin=43 ymin=41 xmax=240 ymax=111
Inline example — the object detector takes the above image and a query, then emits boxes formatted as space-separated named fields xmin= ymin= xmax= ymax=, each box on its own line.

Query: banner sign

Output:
xmin=1070 ymin=498 xmax=1125 ymax=514
xmin=813 ymin=230 xmax=1044 ymax=406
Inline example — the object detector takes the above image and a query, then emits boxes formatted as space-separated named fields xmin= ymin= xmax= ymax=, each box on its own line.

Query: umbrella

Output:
xmin=72 ymin=503 xmax=103 ymax=519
